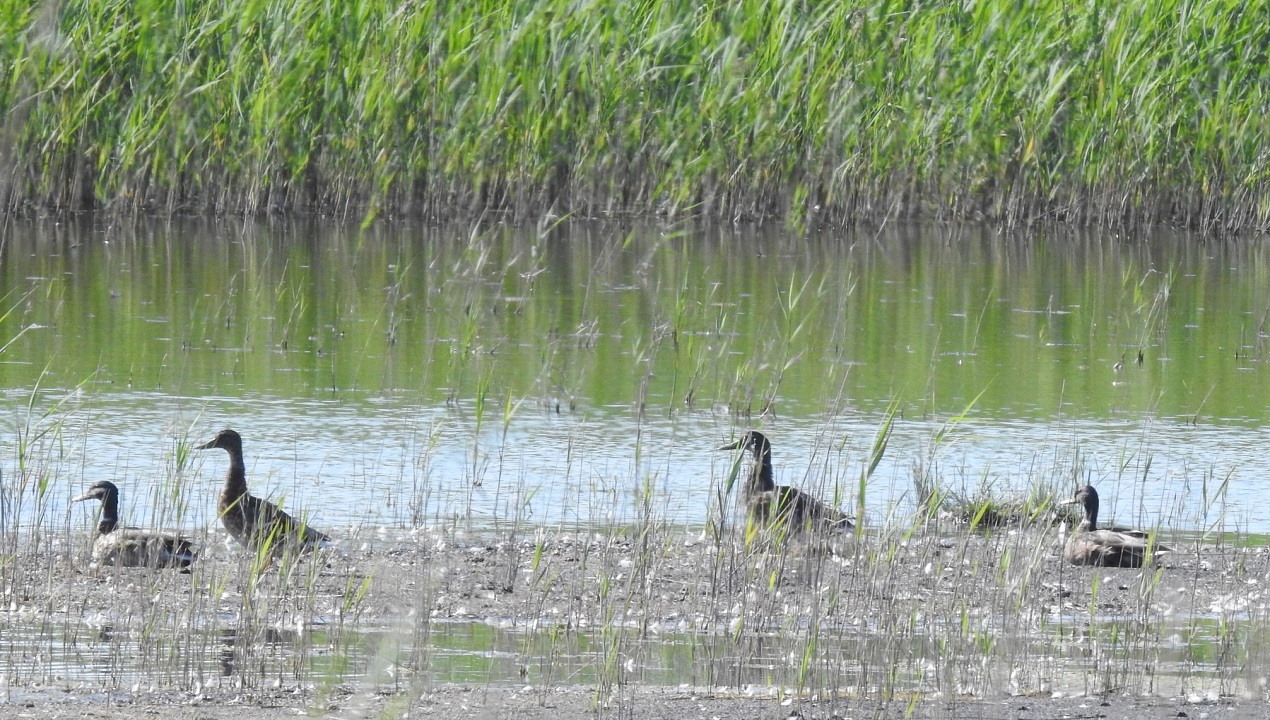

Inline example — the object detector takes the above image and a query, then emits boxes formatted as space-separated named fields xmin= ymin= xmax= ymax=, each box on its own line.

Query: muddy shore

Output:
xmin=2 ymin=685 xmax=1264 ymax=720
xmin=3 ymin=522 xmax=1268 ymax=718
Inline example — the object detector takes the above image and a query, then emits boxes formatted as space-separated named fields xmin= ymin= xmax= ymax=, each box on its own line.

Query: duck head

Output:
xmin=1061 ymin=484 xmax=1100 ymax=528
xmin=72 ymin=480 xmax=121 ymax=533
xmin=71 ymin=480 xmax=120 ymax=504
xmin=197 ymin=428 xmax=242 ymax=453
xmin=717 ymin=430 xmax=771 ymax=458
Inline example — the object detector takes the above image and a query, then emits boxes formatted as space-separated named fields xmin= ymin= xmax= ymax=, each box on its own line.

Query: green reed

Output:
xmin=3 ymin=0 xmax=1268 ymax=229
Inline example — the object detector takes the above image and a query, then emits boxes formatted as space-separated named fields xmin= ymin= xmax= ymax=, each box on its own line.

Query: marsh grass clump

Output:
xmin=913 ymin=454 xmax=1080 ymax=532
xmin=942 ymin=485 xmax=1078 ymax=531
xmin=2 ymin=0 xmax=1269 ymax=229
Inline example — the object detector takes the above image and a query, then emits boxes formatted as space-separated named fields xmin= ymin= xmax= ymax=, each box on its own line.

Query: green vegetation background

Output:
xmin=2 ymin=0 xmax=1268 ymax=227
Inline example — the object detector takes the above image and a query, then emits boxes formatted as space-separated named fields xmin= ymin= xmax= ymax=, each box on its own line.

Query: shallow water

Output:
xmin=1 ymin=219 xmax=1268 ymax=536
xmin=0 ymin=611 xmax=1254 ymax=698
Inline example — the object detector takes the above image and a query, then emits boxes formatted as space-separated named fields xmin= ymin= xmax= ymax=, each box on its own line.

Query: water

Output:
xmin=0 ymin=611 xmax=1254 ymax=698
xmin=1 ymin=219 xmax=1268 ymax=534
xmin=4 ymin=217 xmax=1269 ymax=703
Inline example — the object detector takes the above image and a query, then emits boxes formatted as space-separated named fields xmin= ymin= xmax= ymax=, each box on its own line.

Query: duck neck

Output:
xmin=97 ymin=494 xmax=119 ymax=534
xmin=745 ymin=448 xmax=775 ymax=495
xmin=1084 ymin=502 xmax=1099 ymax=531
xmin=220 ymin=449 xmax=249 ymax=506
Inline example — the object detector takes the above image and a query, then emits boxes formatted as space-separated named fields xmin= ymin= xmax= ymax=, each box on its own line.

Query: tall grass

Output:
xmin=2 ymin=0 xmax=1268 ymax=229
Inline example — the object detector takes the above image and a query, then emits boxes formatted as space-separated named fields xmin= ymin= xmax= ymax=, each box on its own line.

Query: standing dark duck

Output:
xmin=197 ymin=429 xmax=330 ymax=556
xmin=71 ymin=481 xmax=197 ymax=569
xmin=1060 ymin=484 xmax=1168 ymax=568
xmin=717 ymin=430 xmax=853 ymax=533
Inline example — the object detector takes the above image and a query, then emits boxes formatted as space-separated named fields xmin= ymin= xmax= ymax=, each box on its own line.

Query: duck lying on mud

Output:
xmin=72 ymin=480 xmax=197 ymax=570
xmin=717 ymin=430 xmax=853 ymax=534
xmin=197 ymin=429 xmax=330 ymax=557
xmin=1060 ymin=484 xmax=1168 ymax=568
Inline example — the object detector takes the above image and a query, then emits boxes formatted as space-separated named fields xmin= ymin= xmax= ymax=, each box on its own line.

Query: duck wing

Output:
xmin=1098 ymin=521 xmax=1149 ymax=539
xmin=763 ymin=486 xmax=854 ymax=532
xmin=222 ymin=494 xmax=329 ymax=554
xmin=1066 ymin=528 xmax=1168 ymax=568
xmin=95 ymin=528 xmax=197 ymax=569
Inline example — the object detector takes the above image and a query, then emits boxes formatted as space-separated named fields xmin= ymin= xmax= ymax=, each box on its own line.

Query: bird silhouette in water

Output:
xmin=1060 ymin=484 xmax=1168 ymax=568
xmin=71 ymin=480 xmax=197 ymax=570
xmin=197 ymin=429 xmax=330 ymax=559
xmin=717 ymin=430 xmax=853 ymax=534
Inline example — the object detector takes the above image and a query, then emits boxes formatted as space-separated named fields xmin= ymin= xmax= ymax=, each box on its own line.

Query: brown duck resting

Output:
xmin=72 ymin=480 xmax=197 ymax=569
xmin=717 ymin=430 xmax=853 ymax=534
xmin=197 ymin=429 xmax=330 ymax=556
xmin=1060 ymin=484 xmax=1169 ymax=568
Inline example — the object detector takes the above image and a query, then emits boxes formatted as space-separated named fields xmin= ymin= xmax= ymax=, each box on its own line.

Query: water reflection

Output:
xmin=0 ymin=614 xmax=1258 ymax=698
xmin=0 ymin=219 xmax=1268 ymax=532
xmin=217 ymin=626 xmax=301 ymax=681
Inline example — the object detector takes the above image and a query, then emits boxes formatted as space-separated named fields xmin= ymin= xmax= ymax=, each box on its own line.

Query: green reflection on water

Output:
xmin=1 ymin=613 xmax=1262 ymax=697
xmin=3 ymin=218 xmax=1270 ymax=422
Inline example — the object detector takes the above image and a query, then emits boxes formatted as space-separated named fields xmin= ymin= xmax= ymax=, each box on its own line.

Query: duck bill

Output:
xmin=195 ymin=438 xmax=217 ymax=450
xmin=1058 ymin=497 xmax=1079 ymax=505
xmin=70 ymin=491 xmax=95 ymax=503
xmin=716 ymin=439 xmax=741 ymax=451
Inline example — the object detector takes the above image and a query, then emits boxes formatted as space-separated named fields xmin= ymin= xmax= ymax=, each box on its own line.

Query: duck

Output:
xmin=71 ymin=481 xmax=197 ymax=569
xmin=1060 ymin=484 xmax=1168 ymax=567
xmin=197 ymin=429 xmax=330 ymax=556
xmin=717 ymin=430 xmax=853 ymax=533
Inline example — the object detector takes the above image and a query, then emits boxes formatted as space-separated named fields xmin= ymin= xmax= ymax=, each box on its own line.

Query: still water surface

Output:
xmin=0 ymin=611 xmax=1249 ymax=698
xmin=2 ymin=219 xmax=1268 ymax=533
